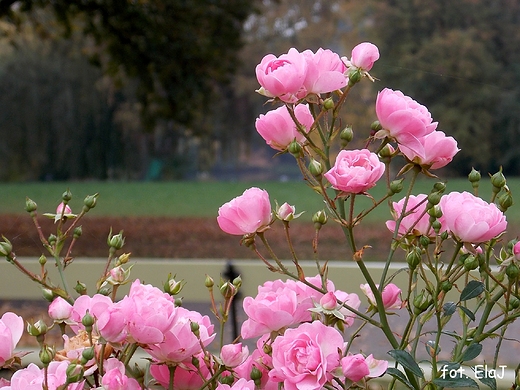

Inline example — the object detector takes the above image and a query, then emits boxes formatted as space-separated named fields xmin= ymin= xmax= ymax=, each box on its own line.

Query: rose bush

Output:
xmin=0 ymin=41 xmax=518 ymax=390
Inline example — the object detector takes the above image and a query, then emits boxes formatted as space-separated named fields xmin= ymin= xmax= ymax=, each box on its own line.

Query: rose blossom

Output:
xmin=324 ymin=149 xmax=385 ymax=193
xmin=514 ymin=241 xmax=520 ymax=260
xmin=269 ymin=321 xmax=344 ymax=389
xmin=220 ymin=343 xmax=249 ymax=368
xmin=334 ymin=290 xmax=361 ymax=327
xmin=255 ymin=104 xmax=314 ymax=151
xmin=375 ymin=88 xmax=437 ymax=153
xmin=300 ymin=48 xmax=347 ymax=96
xmin=360 ymin=283 xmax=402 ymax=310
xmin=2 ymin=361 xmax=84 ymax=390
xmin=118 ymin=279 xmax=177 ymax=344
xmin=48 ymin=297 xmax=73 ymax=322
xmin=386 ymin=194 xmax=435 ymax=237
xmin=0 ymin=312 xmax=23 ymax=367
xmin=146 ymin=307 xmax=215 ymax=364
xmin=150 ymin=358 xmax=209 ymax=390
xmin=365 ymin=354 xmax=388 ymax=378
xmin=70 ymin=294 xmax=113 ymax=333
xmin=241 ymin=279 xmax=314 ymax=339
xmin=217 ymin=187 xmax=272 ymax=235
xmin=101 ymin=358 xmax=140 ymax=390
xmin=399 ymin=130 xmax=460 ymax=170
xmin=341 ymin=353 xmax=370 ymax=382
xmin=439 ymin=191 xmax=507 ymax=243
xmin=346 ymin=42 xmax=380 ymax=71
xmin=255 ymin=48 xmax=307 ymax=103
xmin=216 ymin=378 xmax=256 ymax=390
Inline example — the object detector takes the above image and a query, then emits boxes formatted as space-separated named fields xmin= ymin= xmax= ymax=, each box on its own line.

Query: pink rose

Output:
xmin=234 ymin=335 xmax=278 ymax=390
xmin=48 ymin=297 xmax=73 ymax=322
xmin=220 ymin=343 xmax=249 ymax=368
xmin=349 ymin=42 xmax=380 ymax=71
xmin=324 ymin=149 xmax=385 ymax=193
xmin=101 ymin=358 xmax=140 ymax=390
xmin=70 ymin=294 xmax=113 ymax=333
xmin=300 ymin=48 xmax=347 ymax=96
xmin=334 ymin=290 xmax=361 ymax=327
xmin=375 ymin=88 xmax=437 ymax=152
xmin=320 ymin=291 xmax=337 ymax=310
xmin=0 ymin=312 xmax=23 ymax=367
xmin=399 ymin=130 xmax=460 ymax=170
xmin=360 ymin=283 xmax=402 ymax=310
xmin=119 ymin=280 xmax=177 ymax=344
xmin=514 ymin=241 xmax=520 ymax=260
xmin=146 ymin=307 xmax=215 ymax=364
xmin=365 ymin=354 xmax=388 ymax=378
xmin=255 ymin=104 xmax=314 ymax=151
xmin=439 ymin=191 xmax=507 ymax=243
xmin=276 ymin=202 xmax=297 ymax=221
xmin=255 ymin=48 xmax=307 ymax=103
xmin=150 ymin=359 xmax=209 ymax=390
xmin=386 ymin=194 xmax=434 ymax=237
xmin=269 ymin=321 xmax=344 ymax=389
xmin=217 ymin=187 xmax=272 ymax=235
xmin=241 ymin=279 xmax=314 ymax=339
xmin=341 ymin=353 xmax=370 ymax=382
xmin=216 ymin=378 xmax=256 ymax=390
xmin=6 ymin=361 xmax=84 ymax=390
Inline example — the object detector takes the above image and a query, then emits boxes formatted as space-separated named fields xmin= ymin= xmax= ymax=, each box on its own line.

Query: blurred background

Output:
xmin=0 ymin=0 xmax=518 ymax=183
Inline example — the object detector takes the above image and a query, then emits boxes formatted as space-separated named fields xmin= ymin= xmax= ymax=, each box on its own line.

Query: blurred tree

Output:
xmin=365 ymin=0 xmax=520 ymax=175
xmin=0 ymin=0 xmax=257 ymax=131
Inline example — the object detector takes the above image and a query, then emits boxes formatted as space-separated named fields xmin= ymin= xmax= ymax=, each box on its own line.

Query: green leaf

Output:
xmin=387 ymin=350 xmax=424 ymax=378
xmin=433 ymin=375 xmax=478 ymax=388
xmin=460 ymin=280 xmax=485 ymax=301
xmin=443 ymin=301 xmax=457 ymax=315
xmin=461 ymin=343 xmax=482 ymax=362
xmin=477 ymin=374 xmax=497 ymax=390
xmin=385 ymin=367 xmax=414 ymax=389
xmin=459 ymin=306 xmax=476 ymax=321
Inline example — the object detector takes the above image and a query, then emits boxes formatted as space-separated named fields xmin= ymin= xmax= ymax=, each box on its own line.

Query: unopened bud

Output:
xmin=348 ymin=69 xmax=362 ymax=86
xmin=308 ymin=159 xmax=323 ymax=178
xmin=75 ymin=281 xmax=87 ymax=295
xmin=164 ymin=274 xmax=184 ymax=295
xmin=433 ymin=182 xmax=447 ymax=193
xmin=0 ymin=237 xmax=13 ymax=257
xmin=205 ymin=275 xmax=214 ymax=289
xmin=82 ymin=311 xmax=95 ymax=329
xmin=42 ymin=288 xmax=55 ymax=302
xmin=388 ymin=179 xmax=404 ymax=195
xmin=48 ymin=234 xmax=57 ymax=246
xmin=81 ymin=346 xmax=95 ymax=362
xmin=490 ymin=167 xmax=506 ymax=191
xmin=25 ymin=197 xmax=37 ymax=213
xmin=233 ymin=275 xmax=242 ymax=289
xmin=440 ymin=280 xmax=453 ymax=292
xmin=39 ymin=345 xmax=55 ymax=366
xmin=312 ymin=210 xmax=328 ymax=230
xmin=39 ymin=254 xmax=47 ymax=266
xmin=419 ymin=235 xmax=431 ymax=248
xmin=62 ymin=189 xmax=72 ymax=202
xmin=498 ymin=189 xmax=514 ymax=212
xmin=287 ymin=140 xmax=303 ymax=157
xmin=463 ymin=255 xmax=479 ymax=271
xmin=220 ymin=281 xmax=237 ymax=299
xmin=66 ymin=363 xmax=84 ymax=383
xmin=371 ymin=121 xmax=382 ymax=132
xmin=83 ymin=193 xmax=99 ymax=211
xmin=506 ymin=263 xmax=520 ymax=281
xmin=323 ymin=97 xmax=334 ymax=110
xmin=340 ymin=126 xmax=354 ymax=146
xmin=107 ymin=230 xmax=125 ymax=250
xmin=427 ymin=192 xmax=442 ymax=206
xmin=413 ymin=291 xmax=431 ymax=314
xmin=190 ymin=321 xmax=200 ymax=336
xmin=73 ymin=226 xmax=82 ymax=239
xmin=28 ymin=319 xmax=48 ymax=337
xmin=251 ymin=366 xmax=263 ymax=382
xmin=406 ymin=247 xmax=422 ymax=270
xmin=468 ymin=168 xmax=481 ymax=186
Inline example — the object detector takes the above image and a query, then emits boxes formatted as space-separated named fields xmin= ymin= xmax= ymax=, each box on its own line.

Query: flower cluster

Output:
xmin=0 ymin=42 xmax=518 ymax=390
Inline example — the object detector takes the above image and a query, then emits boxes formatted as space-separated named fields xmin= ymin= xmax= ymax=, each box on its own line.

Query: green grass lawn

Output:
xmin=0 ymin=177 xmax=518 ymax=223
